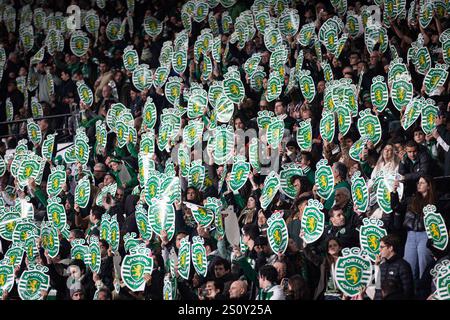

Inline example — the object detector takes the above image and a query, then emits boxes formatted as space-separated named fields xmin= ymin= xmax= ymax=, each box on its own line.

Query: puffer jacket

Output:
xmin=403 ymin=210 xmax=425 ymax=232
xmin=380 ymin=254 xmax=414 ymax=299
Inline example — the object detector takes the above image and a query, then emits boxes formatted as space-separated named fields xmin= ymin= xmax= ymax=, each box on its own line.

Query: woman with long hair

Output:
xmin=237 ymin=193 xmax=261 ymax=228
xmin=286 ymin=274 xmax=311 ymax=300
xmin=368 ymin=143 xmax=403 ymax=208
xmin=370 ymin=143 xmax=400 ymax=182
xmin=302 ymin=236 xmax=343 ymax=300
xmin=402 ymin=175 xmax=436 ymax=281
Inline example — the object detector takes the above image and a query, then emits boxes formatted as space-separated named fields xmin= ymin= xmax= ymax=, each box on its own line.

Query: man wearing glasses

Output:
xmin=374 ymin=235 xmax=414 ymax=300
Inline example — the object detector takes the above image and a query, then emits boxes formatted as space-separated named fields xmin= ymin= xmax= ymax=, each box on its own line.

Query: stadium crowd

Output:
xmin=0 ymin=0 xmax=450 ymax=300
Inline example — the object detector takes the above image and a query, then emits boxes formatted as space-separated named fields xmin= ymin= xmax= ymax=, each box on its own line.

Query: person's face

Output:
xmin=394 ymin=143 xmax=404 ymax=156
xmin=257 ymin=211 xmax=267 ymax=226
xmin=100 ymin=242 xmax=108 ymax=256
xmin=114 ymin=72 xmax=122 ymax=83
xmin=89 ymin=211 xmax=98 ymax=223
xmin=406 ymin=146 xmax=418 ymax=161
xmin=317 ymin=81 xmax=325 ymax=93
xmin=229 ymin=282 xmax=243 ymax=299
xmin=286 ymin=145 xmax=296 ymax=156
xmin=414 ymin=131 xmax=425 ymax=144
xmin=110 ymin=162 xmax=119 ymax=171
xmin=39 ymin=120 xmax=48 ymax=131
xmin=332 ymin=164 xmax=340 ymax=178
xmin=69 ymin=266 xmax=82 ymax=279
xmin=205 ymin=282 xmax=218 ymax=299
xmin=330 ymin=210 xmax=345 ymax=227
xmin=349 ymin=54 xmax=359 ymax=66
xmin=247 ymin=197 xmax=256 ymax=209
xmin=370 ymin=52 xmax=379 ymax=66
xmin=19 ymin=67 xmax=27 ymax=76
xmin=99 ymin=63 xmax=107 ymax=73
xmin=292 ymin=179 xmax=301 ymax=192
xmin=61 ymin=71 xmax=70 ymax=81
xmin=379 ymin=241 xmax=393 ymax=259
xmin=262 ymin=244 xmax=271 ymax=254
xmin=301 ymin=108 xmax=312 ymax=120
xmin=116 ymin=189 xmax=124 ymax=202
xmin=300 ymin=155 xmax=310 ymax=167
xmin=214 ymin=264 xmax=228 ymax=278
xmin=69 ymin=231 xmax=77 ymax=243
xmin=98 ymin=291 xmax=109 ymax=300
xmin=288 ymin=238 xmax=298 ymax=252
xmin=343 ymin=67 xmax=353 ymax=78
xmin=259 ymin=100 xmax=269 ymax=110
xmin=103 ymin=174 xmax=114 ymax=185
xmin=102 ymin=86 xmax=112 ymax=99
xmin=94 ymin=166 xmax=106 ymax=179
xmin=349 ymin=163 xmax=359 ymax=177
xmin=258 ymin=275 xmax=265 ymax=289
xmin=242 ymin=232 xmax=250 ymax=245
xmin=234 ymin=118 xmax=244 ymax=130
xmin=357 ymin=62 xmax=366 ymax=73
xmin=334 ymin=189 xmax=349 ymax=208
xmin=216 ymin=166 xmax=224 ymax=177
xmin=332 ymin=57 xmax=340 ymax=67
xmin=176 ymin=233 xmax=187 ymax=249
xmin=344 ymin=138 xmax=353 ymax=148
xmin=327 ymin=240 xmax=341 ymax=256
xmin=273 ymin=262 xmax=286 ymax=280
xmin=383 ymin=145 xmax=394 ymax=160
xmin=186 ymin=188 xmax=196 ymax=201
xmin=417 ymin=177 xmax=430 ymax=194
xmin=72 ymin=291 xmax=84 ymax=300
xmin=275 ymin=102 xmax=285 ymax=115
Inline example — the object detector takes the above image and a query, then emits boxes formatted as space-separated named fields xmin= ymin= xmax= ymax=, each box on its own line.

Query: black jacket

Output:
xmin=380 ymin=254 xmax=414 ymax=299
xmin=302 ymin=244 xmax=331 ymax=300
xmin=403 ymin=210 xmax=426 ymax=232
xmin=398 ymin=150 xmax=431 ymax=197
xmin=323 ymin=223 xmax=358 ymax=249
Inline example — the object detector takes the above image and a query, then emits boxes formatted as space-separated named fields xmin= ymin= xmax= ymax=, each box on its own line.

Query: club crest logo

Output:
xmin=267 ymin=211 xmax=288 ymax=254
xmin=315 ymin=159 xmax=334 ymax=200
xmin=121 ymin=245 xmax=153 ymax=292
xmin=424 ymin=205 xmax=448 ymax=251
xmin=431 ymin=260 xmax=450 ymax=300
xmin=334 ymin=247 xmax=373 ymax=297
xmin=0 ymin=261 xmax=15 ymax=295
xmin=351 ymin=171 xmax=369 ymax=212
xmin=301 ymin=199 xmax=325 ymax=244
xmin=18 ymin=264 xmax=50 ymax=300
xmin=279 ymin=163 xmax=304 ymax=199
xmin=229 ymin=156 xmax=250 ymax=192
xmin=191 ymin=236 xmax=207 ymax=277
xmin=359 ymin=218 xmax=387 ymax=262
xmin=260 ymin=172 xmax=281 ymax=210
xmin=177 ymin=235 xmax=191 ymax=281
